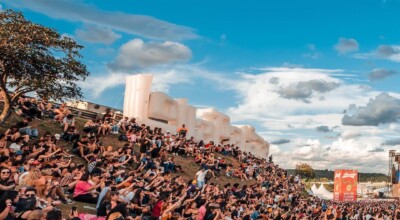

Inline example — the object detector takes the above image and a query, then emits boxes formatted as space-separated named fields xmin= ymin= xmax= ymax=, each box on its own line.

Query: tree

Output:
xmin=295 ymin=162 xmax=315 ymax=181
xmin=0 ymin=10 xmax=89 ymax=122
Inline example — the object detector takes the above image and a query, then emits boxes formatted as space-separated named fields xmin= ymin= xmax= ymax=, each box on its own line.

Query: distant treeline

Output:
xmin=287 ymin=169 xmax=389 ymax=182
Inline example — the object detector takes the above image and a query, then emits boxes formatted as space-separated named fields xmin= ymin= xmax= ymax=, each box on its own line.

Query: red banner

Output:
xmin=333 ymin=170 xmax=358 ymax=201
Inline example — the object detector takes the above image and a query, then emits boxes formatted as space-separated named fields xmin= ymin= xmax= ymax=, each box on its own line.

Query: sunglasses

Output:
xmin=25 ymin=194 xmax=36 ymax=197
xmin=1 ymin=171 xmax=10 ymax=174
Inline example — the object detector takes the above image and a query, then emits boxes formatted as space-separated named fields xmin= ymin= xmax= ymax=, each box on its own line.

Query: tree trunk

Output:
xmin=0 ymin=90 xmax=11 ymax=124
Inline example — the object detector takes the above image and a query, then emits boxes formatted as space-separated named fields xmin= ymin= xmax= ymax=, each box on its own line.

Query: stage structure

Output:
xmin=333 ymin=170 xmax=358 ymax=201
xmin=389 ymin=150 xmax=400 ymax=197
xmin=123 ymin=74 xmax=269 ymax=158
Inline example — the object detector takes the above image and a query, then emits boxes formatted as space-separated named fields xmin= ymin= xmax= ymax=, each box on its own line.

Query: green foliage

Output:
xmin=295 ymin=162 xmax=316 ymax=180
xmin=0 ymin=10 xmax=89 ymax=121
xmin=287 ymin=169 xmax=389 ymax=182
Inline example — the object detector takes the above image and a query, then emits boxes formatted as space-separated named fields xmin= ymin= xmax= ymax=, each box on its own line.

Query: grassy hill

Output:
xmin=287 ymin=169 xmax=389 ymax=182
xmin=1 ymin=112 xmax=258 ymax=216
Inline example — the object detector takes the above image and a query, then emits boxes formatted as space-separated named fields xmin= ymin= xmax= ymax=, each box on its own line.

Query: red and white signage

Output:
xmin=333 ymin=170 xmax=358 ymax=201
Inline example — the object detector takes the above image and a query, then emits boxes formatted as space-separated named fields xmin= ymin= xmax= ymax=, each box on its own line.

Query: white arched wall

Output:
xmin=123 ymin=74 xmax=270 ymax=157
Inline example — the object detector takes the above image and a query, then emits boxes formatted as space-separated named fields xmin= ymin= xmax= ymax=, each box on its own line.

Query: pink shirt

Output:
xmin=197 ymin=205 xmax=206 ymax=220
xmin=73 ymin=180 xmax=92 ymax=197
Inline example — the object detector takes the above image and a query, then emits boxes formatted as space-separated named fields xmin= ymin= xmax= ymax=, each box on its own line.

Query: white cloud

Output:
xmin=270 ymin=137 xmax=387 ymax=173
xmin=334 ymin=38 xmax=359 ymax=54
xmin=79 ymin=72 xmax=128 ymax=98
xmin=150 ymin=70 xmax=193 ymax=92
xmin=368 ymin=68 xmax=397 ymax=81
xmin=207 ymin=67 xmax=400 ymax=172
xmin=80 ymin=69 xmax=193 ymax=98
xmin=354 ymin=45 xmax=400 ymax=62
xmin=7 ymin=0 xmax=197 ymax=41
xmin=75 ymin=25 xmax=121 ymax=45
xmin=225 ymin=68 xmax=376 ymax=121
xmin=340 ymin=130 xmax=362 ymax=140
xmin=342 ymin=93 xmax=400 ymax=126
xmin=108 ymin=39 xmax=192 ymax=71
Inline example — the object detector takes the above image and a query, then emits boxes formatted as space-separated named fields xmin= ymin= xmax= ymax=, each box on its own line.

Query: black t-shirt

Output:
xmin=0 ymin=178 xmax=10 ymax=187
xmin=179 ymin=129 xmax=187 ymax=136
xmin=16 ymin=121 xmax=28 ymax=129
xmin=150 ymin=147 xmax=160 ymax=158
xmin=103 ymin=113 xmax=112 ymax=122
xmin=205 ymin=213 xmax=216 ymax=220
xmin=219 ymin=201 xmax=227 ymax=211
xmin=90 ymin=167 xmax=102 ymax=175
xmin=23 ymin=101 xmax=32 ymax=108
xmin=97 ymin=201 xmax=111 ymax=217
xmin=140 ymin=141 xmax=149 ymax=153
xmin=22 ymin=149 xmax=32 ymax=157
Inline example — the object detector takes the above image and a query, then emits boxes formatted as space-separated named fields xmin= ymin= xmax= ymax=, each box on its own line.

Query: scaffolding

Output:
xmin=388 ymin=150 xmax=396 ymax=197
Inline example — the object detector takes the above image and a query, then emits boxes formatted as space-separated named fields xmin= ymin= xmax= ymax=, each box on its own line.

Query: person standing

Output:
xmin=177 ymin=124 xmax=188 ymax=139
xmin=196 ymin=168 xmax=213 ymax=189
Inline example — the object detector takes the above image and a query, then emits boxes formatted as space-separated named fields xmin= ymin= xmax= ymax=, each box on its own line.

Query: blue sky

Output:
xmin=3 ymin=0 xmax=400 ymax=172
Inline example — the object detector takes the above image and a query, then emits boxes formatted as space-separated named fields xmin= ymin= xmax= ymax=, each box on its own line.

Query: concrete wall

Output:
xmin=66 ymin=101 xmax=115 ymax=114
xmin=123 ymin=74 xmax=269 ymax=157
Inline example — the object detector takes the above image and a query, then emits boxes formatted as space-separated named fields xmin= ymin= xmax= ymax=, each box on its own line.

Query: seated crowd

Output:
xmin=0 ymin=98 xmax=399 ymax=220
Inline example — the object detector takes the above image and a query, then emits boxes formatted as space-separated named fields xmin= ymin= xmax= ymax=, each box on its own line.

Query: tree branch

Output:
xmin=11 ymin=89 xmax=34 ymax=102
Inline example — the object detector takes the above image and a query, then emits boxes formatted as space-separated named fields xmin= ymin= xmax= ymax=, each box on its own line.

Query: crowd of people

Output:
xmin=0 ymin=98 xmax=399 ymax=220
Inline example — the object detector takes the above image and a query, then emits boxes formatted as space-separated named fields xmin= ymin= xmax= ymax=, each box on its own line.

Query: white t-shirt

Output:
xmin=63 ymin=117 xmax=75 ymax=125
xmin=196 ymin=170 xmax=209 ymax=182
xmin=9 ymin=143 xmax=21 ymax=151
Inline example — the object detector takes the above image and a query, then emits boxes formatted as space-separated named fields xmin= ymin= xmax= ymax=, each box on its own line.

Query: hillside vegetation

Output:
xmin=287 ymin=169 xmax=389 ymax=182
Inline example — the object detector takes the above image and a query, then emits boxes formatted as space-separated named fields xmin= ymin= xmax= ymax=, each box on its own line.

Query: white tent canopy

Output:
xmin=311 ymin=184 xmax=318 ymax=192
xmin=311 ymin=184 xmax=333 ymax=200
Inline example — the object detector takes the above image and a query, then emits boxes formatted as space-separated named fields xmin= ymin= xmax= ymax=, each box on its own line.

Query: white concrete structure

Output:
xmin=123 ymin=74 xmax=270 ymax=158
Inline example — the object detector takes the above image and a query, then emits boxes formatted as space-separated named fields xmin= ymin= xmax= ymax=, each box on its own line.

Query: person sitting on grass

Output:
xmin=118 ymin=117 xmax=129 ymax=132
xmin=98 ymin=120 xmax=111 ymax=136
xmin=73 ymin=172 xmax=103 ymax=204
xmin=53 ymin=103 xmax=71 ymax=122
xmin=83 ymin=120 xmax=97 ymax=137
xmin=62 ymin=114 xmax=75 ymax=132
xmin=16 ymin=116 xmax=38 ymax=141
